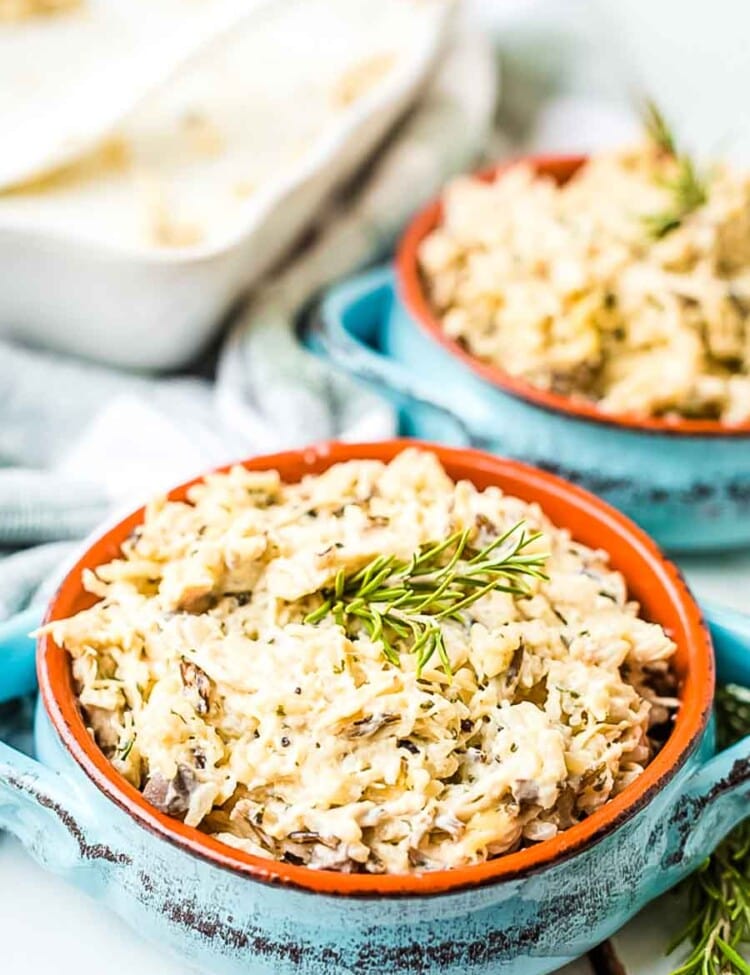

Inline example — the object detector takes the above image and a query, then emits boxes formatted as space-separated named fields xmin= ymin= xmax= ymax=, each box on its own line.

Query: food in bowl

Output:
xmin=45 ymin=448 xmax=676 ymax=874
xmin=417 ymin=113 xmax=750 ymax=423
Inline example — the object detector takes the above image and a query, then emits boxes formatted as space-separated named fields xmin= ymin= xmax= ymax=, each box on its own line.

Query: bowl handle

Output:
xmin=0 ymin=605 xmax=42 ymax=705
xmin=668 ymin=602 xmax=750 ymax=867
xmin=0 ymin=608 xmax=127 ymax=871
xmin=313 ymin=266 xmax=491 ymax=447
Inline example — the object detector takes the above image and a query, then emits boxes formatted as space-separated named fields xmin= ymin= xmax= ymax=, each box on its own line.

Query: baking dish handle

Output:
xmin=670 ymin=602 xmax=750 ymax=866
xmin=312 ymin=267 xmax=486 ymax=447
xmin=0 ymin=607 xmax=118 ymax=872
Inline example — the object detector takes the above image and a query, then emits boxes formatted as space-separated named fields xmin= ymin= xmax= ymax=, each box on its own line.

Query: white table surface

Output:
xmin=1 ymin=554 xmax=747 ymax=975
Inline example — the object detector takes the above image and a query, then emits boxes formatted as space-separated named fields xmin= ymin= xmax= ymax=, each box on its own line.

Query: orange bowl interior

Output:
xmin=38 ymin=440 xmax=713 ymax=896
xmin=396 ymin=154 xmax=750 ymax=438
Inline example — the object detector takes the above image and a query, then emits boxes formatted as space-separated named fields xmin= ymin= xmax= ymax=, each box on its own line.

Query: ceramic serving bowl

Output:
xmin=0 ymin=440 xmax=749 ymax=975
xmin=309 ymin=156 xmax=750 ymax=552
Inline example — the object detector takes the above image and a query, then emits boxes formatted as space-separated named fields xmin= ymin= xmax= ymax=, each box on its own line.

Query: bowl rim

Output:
xmin=37 ymin=439 xmax=713 ymax=897
xmin=396 ymin=153 xmax=750 ymax=439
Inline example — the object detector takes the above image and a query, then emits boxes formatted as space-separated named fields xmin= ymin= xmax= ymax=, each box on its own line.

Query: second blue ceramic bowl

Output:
xmin=311 ymin=265 xmax=750 ymax=552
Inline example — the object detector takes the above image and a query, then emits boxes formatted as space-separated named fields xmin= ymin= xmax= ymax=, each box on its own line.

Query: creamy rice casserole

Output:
xmin=47 ymin=450 xmax=676 ymax=874
xmin=418 ymin=129 xmax=750 ymax=423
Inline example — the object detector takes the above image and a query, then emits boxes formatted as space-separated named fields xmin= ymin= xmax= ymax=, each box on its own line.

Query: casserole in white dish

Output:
xmin=0 ymin=0 xmax=450 ymax=369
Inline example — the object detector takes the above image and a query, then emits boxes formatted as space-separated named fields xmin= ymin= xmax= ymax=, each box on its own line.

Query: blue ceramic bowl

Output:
xmin=309 ymin=157 xmax=750 ymax=555
xmin=0 ymin=441 xmax=749 ymax=975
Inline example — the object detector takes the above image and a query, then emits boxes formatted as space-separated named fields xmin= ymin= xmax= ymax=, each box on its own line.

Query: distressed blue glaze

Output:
xmin=310 ymin=267 xmax=750 ymax=552
xmin=0 ymin=603 xmax=749 ymax=974
xmin=0 ymin=605 xmax=43 ymax=704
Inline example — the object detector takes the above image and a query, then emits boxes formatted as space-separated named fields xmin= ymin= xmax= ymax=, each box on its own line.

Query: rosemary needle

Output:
xmin=304 ymin=521 xmax=548 ymax=677
xmin=642 ymin=155 xmax=708 ymax=240
xmin=644 ymin=99 xmax=678 ymax=157
xmin=641 ymin=100 xmax=709 ymax=240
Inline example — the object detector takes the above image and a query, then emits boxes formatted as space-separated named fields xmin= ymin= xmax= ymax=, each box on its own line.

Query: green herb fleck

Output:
xmin=118 ymin=738 xmax=135 ymax=760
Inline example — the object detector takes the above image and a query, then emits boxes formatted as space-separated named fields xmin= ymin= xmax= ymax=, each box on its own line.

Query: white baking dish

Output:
xmin=0 ymin=0 xmax=450 ymax=370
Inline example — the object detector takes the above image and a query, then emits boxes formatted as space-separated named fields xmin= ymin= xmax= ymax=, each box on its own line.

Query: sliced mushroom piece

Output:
xmin=306 ymin=844 xmax=361 ymax=872
xmin=345 ymin=713 xmax=400 ymax=739
xmin=474 ymin=512 xmax=499 ymax=546
xmin=233 ymin=817 xmax=276 ymax=853
xmin=180 ymin=659 xmax=211 ymax=715
xmin=504 ymin=641 xmax=525 ymax=689
xmin=407 ymin=847 xmax=434 ymax=869
xmin=363 ymin=855 xmax=387 ymax=874
xmin=287 ymin=830 xmax=340 ymax=850
xmin=397 ymin=738 xmax=420 ymax=755
xmin=84 ymin=705 xmax=120 ymax=753
xmin=142 ymin=764 xmax=197 ymax=819
xmin=175 ymin=587 xmax=217 ymax=614
xmin=434 ymin=813 xmax=465 ymax=839
xmin=512 ymin=779 xmax=540 ymax=804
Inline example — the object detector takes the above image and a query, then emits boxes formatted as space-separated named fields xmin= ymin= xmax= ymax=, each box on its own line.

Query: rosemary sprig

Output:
xmin=644 ymin=100 xmax=677 ymax=156
xmin=642 ymin=155 xmax=708 ymax=240
xmin=304 ymin=521 xmax=548 ymax=676
xmin=668 ymin=684 xmax=750 ymax=974
xmin=641 ymin=100 xmax=709 ymax=239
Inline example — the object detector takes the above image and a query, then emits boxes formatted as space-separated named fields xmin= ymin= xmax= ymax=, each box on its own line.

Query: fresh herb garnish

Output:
xmin=642 ymin=101 xmax=709 ymax=240
xmin=304 ymin=521 xmax=548 ymax=677
xmin=644 ymin=100 xmax=678 ymax=157
xmin=668 ymin=684 xmax=750 ymax=974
